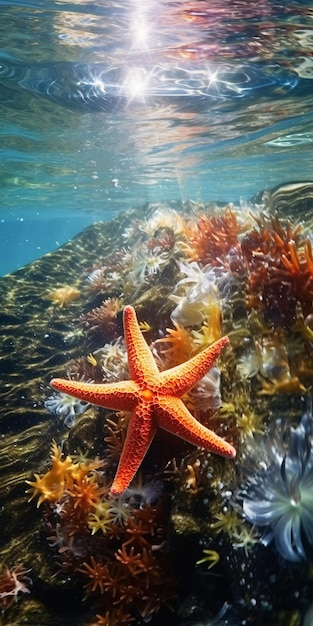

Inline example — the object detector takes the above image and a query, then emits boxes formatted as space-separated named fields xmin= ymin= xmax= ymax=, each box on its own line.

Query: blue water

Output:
xmin=2 ymin=0 xmax=313 ymax=273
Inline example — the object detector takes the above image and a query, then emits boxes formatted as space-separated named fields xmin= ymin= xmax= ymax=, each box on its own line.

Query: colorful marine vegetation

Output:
xmin=27 ymin=443 xmax=176 ymax=625
xmin=241 ymin=213 xmax=313 ymax=329
xmin=26 ymin=440 xmax=104 ymax=506
xmin=28 ymin=202 xmax=313 ymax=623
xmin=186 ymin=204 xmax=249 ymax=266
xmin=0 ymin=564 xmax=32 ymax=613
xmin=238 ymin=402 xmax=313 ymax=562
xmin=51 ymin=305 xmax=235 ymax=496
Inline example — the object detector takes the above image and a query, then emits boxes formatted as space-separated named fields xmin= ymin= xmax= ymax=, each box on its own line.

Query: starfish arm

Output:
xmin=156 ymin=396 xmax=236 ymax=458
xmin=123 ymin=306 xmax=160 ymax=384
xmin=109 ymin=402 xmax=157 ymax=496
xmin=50 ymin=378 xmax=139 ymax=411
xmin=159 ymin=336 xmax=229 ymax=397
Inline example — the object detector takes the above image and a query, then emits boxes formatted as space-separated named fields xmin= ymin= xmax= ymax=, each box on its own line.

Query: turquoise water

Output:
xmin=2 ymin=0 xmax=313 ymax=272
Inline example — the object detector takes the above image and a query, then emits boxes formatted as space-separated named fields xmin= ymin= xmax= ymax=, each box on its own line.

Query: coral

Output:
xmin=0 ymin=564 xmax=32 ymax=612
xmin=44 ymin=390 xmax=90 ymax=428
xmin=236 ymin=408 xmax=265 ymax=440
xmin=211 ymin=508 xmax=245 ymax=539
xmin=44 ymin=285 xmax=81 ymax=307
xmin=28 ymin=440 xmax=176 ymax=624
xmin=26 ymin=441 xmax=103 ymax=507
xmin=238 ymin=401 xmax=313 ymax=561
xmin=87 ymin=496 xmax=131 ymax=535
xmin=196 ymin=548 xmax=220 ymax=569
xmin=153 ymin=320 xmax=194 ymax=367
xmin=232 ymin=525 xmax=260 ymax=557
xmin=82 ymin=298 xmax=123 ymax=343
xmin=187 ymin=205 xmax=247 ymax=266
xmin=241 ymin=212 xmax=313 ymax=328
xmin=86 ymin=252 xmax=126 ymax=294
xmin=257 ymin=375 xmax=306 ymax=396
xmin=26 ymin=441 xmax=75 ymax=506
xmin=66 ymin=474 xmax=107 ymax=513
xmin=191 ymin=307 xmax=222 ymax=347
xmin=81 ymin=537 xmax=176 ymax=623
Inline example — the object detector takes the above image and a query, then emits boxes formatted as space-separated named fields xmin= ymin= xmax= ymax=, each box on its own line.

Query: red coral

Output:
xmin=189 ymin=206 xmax=244 ymax=266
xmin=82 ymin=298 xmax=122 ymax=343
xmin=241 ymin=214 xmax=312 ymax=328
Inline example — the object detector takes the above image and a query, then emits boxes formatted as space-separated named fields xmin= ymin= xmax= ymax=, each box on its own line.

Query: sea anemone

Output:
xmin=0 ymin=564 xmax=32 ymax=612
xmin=128 ymin=246 xmax=169 ymax=282
xmin=187 ymin=368 xmax=222 ymax=413
xmin=170 ymin=260 xmax=223 ymax=328
xmin=96 ymin=337 xmax=129 ymax=382
xmin=238 ymin=401 xmax=313 ymax=561
xmin=44 ymin=389 xmax=90 ymax=428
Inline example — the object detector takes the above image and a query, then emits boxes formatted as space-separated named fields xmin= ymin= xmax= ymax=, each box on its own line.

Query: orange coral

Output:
xmin=154 ymin=320 xmax=194 ymax=367
xmin=29 ymin=441 xmax=176 ymax=625
xmin=66 ymin=475 xmax=107 ymax=512
xmin=188 ymin=206 xmax=246 ymax=265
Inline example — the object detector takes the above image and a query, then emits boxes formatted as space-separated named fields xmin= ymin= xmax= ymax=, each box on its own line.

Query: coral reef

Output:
xmin=27 ymin=443 xmax=176 ymax=625
xmin=2 ymin=199 xmax=313 ymax=625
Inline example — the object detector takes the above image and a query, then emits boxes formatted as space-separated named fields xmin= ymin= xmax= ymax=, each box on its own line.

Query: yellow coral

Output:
xmin=258 ymin=375 xmax=306 ymax=395
xmin=87 ymin=501 xmax=114 ymax=535
xmin=191 ymin=307 xmax=222 ymax=350
xmin=211 ymin=509 xmax=245 ymax=539
xmin=236 ymin=409 xmax=265 ymax=439
xmin=196 ymin=549 xmax=220 ymax=569
xmin=26 ymin=441 xmax=104 ymax=507
xmin=26 ymin=441 xmax=74 ymax=506
xmin=45 ymin=285 xmax=81 ymax=307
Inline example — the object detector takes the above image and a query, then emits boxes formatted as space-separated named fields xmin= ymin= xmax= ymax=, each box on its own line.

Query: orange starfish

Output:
xmin=51 ymin=306 xmax=235 ymax=496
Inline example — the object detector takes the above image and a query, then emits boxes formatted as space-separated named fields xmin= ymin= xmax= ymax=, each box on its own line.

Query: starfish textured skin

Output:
xmin=51 ymin=305 xmax=236 ymax=496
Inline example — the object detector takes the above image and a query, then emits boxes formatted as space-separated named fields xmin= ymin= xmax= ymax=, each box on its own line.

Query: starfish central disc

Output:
xmin=141 ymin=388 xmax=154 ymax=401
xmin=51 ymin=305 xmax=236 ymax=496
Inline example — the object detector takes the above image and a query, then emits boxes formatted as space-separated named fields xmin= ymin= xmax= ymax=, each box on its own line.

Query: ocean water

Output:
xmin=1 ymin=0 xmax=313 ymax=273
xmin=2 ymin=3 xmax=313 ymax=626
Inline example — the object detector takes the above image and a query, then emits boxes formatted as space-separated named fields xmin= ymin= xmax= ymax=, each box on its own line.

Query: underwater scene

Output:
xmin=3 ymin=1 xmax=313 ymax=625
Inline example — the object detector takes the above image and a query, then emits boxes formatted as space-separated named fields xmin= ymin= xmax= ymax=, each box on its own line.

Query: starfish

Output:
xmin=51 ymin=306 xmax=236 ymax=496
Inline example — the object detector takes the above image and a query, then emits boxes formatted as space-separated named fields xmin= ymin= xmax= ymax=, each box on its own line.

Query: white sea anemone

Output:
xmin=239 ymin=403 xmax=313 ymax=562
xmin=44 ymin=391 xmax=90 ymax=428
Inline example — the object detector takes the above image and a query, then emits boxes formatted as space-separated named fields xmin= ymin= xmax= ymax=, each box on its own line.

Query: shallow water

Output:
xmin=1 ymin=0 xmax=313 ymax=272
xmin=2 ymin=3 xmax=313 ymax=626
